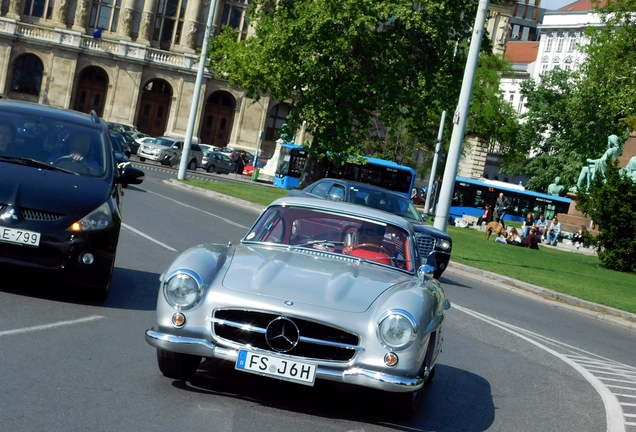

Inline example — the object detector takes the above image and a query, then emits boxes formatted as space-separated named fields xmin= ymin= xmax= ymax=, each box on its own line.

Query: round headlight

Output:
xmin=438 ymin=239 xmax=451 ymax=251
xmin=378 ymin=310 xmax=417 ymax=349
xmin=163 ymin=270 xmax=202 ymax=310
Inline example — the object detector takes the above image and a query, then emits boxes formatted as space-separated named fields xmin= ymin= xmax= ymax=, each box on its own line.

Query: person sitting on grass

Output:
xmin=476 ymin=204 xmax=493 ymax=229
xmin=506 ymin=227 xmax=523 ymax=246
xmin=545 ymin=217 xmax=562 ymax=246
xmin=572 ymin=226 xmax=589 ymax=249
xmin=522 ymin=227 xmax=540 ymax=250
xmin=533 ymin=214 xmax=548 ymax=241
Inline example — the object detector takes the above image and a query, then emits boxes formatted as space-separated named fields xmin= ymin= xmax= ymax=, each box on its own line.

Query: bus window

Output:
xmin=452 ymin=192 xmax=465 ymax=206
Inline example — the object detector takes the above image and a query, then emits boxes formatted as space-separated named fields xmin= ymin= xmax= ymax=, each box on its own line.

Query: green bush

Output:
xmin=576 ymin=162 xmax=636 ymax=273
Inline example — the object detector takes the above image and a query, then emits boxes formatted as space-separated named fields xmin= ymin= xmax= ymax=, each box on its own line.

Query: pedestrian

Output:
xmin=495 ymin=192 xmax=511 ymax=229
xmin=236 ymin=150 xmax=247 ymax=175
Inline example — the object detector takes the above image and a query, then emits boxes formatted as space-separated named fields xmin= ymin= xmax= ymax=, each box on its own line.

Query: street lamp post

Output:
xmin=425 ymin=110 xmax=446 ymax=214
xmin=177 ymin=0 xmax=218 ymax=181
xmin=433 ymin=0 xmax=490 ymax=231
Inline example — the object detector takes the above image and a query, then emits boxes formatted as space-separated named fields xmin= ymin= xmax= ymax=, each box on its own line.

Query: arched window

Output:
xmin=265 ymin=103 xmax=290 ymax=141
xmin=11 ymin=54 xmax=44 ymax=96
xmin=504 ymin=177 xmax=509 ymax=183
xmin=483 ymin=172 xmax=489 ymax=179
xmin=494 ymin=175 xmax=499 ymax=181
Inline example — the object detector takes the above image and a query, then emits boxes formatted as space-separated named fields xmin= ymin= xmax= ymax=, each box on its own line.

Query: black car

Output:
xmin=289 ymin=179 xmax=452 ymax=278
xmin=0 ymin=100 xmax=144 ymax=300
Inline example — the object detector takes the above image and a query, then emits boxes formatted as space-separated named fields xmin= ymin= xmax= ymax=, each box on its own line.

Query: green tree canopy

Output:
xmin=208 ymin=0 xmax=477 ymax=169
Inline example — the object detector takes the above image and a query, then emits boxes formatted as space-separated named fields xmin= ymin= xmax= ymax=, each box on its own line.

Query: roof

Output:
xmin=558 ymin=0 xmax=607 ymax=12
xmin=0 ymin=99 xmax=102 ymax=128
xmin=504 ymin=41 xmax=540 ymax=64
xmin=269 ymin=196 xmax=414 ymax=232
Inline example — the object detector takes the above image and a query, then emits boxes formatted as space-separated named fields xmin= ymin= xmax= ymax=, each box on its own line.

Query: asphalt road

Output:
xmin=1 ymin=168 xmax=635 ymax=432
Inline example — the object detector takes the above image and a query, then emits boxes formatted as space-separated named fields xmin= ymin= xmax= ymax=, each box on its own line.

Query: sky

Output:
xmin=542 ymin=0 xmax=578 ymax=10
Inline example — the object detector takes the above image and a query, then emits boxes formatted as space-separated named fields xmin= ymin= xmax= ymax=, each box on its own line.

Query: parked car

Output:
xmin=107 ymin=122 xmax=138 ymax=134
xmin=0 ymin=100 xmax=144 ymax=300
xmin=145 ymin=197 xmax=449 ymax=418
xmin=242 ymin=158 xmax=268 ymax=176
xmin=171 ymin=141 xmax=203 ymax=170
xmin=199 ymin=144 xmax=222 ymax=153
xmin=200 ymin=151 xmax=235 ymax=174
xmin=289 ymin=179 xmax=452 ymax=278
xmin=138 ymin=137 xmax=202 ymax=169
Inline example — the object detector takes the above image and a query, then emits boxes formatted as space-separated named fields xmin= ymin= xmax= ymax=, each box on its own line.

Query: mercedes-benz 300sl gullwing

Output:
xmin=145 ymin=197 xmax=450 ymax=417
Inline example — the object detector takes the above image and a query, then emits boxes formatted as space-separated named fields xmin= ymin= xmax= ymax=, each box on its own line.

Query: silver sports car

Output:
xmin=145 ymin=197 xmax=450 ymax=417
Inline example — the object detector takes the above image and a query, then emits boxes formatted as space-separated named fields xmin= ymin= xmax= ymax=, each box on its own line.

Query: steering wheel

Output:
xmin=52 ymin=155 xmax=94 ymax=174
xmin=343 ymin=243 xmax=392 ymax=256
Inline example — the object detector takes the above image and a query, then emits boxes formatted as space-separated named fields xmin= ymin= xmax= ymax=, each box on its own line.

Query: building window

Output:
xmin=265 ymin=103 xmax=290 ymax=141
xmin=89 ymin=0 xmax=121 ymax=32
xmin=220 ymin=0 xmax=251 ymax=41
xmin=556 ymin=37 xmax=565 ymax=52
xmin=567 ymin=38 xmax=577 ymax=52
xmin=544 ymin=37 xmax=553 ymax=52
xmin=153 ymin=0 xmax=188 ymax=47
xmin=23 ymin=0 xmax=53 ymax=18
xmin=509 ymin=93 xmax=515 ymax=102
xmin=11 ymin=54 xmax=44 ymax=96
xmin=541 ymin=64 xmax=549 ymax=74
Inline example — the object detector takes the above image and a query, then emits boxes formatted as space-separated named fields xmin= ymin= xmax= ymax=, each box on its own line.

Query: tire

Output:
xmin=188 ymin=160 xmax=197 ymax=170
xmin=433 ymin=269 xmax=444 ymax=279
xmin=156 ymin=349 xmax=201 ymax=380
xmin=207 ymin=165 xmax=216 ymax=174
xmin=139 ymin=157 xmax=146 ymax=162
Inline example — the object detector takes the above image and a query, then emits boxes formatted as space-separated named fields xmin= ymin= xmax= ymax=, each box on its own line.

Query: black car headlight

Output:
xmin=377 ymin=309 xmax=418 ymax=350
xmin=163 ymin=270 xmax=203 ymax=310
xmin=437 ymin=239 xmax=451 ymax=251
xmin=70 ymin=202 xmax=113 ymax=232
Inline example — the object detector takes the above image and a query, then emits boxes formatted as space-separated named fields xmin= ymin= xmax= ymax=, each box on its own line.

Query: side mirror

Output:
xmin=117 ymin=165 xmax=144 ymax=185
xmin=421 ymin=213 xmax=428 ymax=221
xmin=328 ymin=193 xmax=343 ymax=202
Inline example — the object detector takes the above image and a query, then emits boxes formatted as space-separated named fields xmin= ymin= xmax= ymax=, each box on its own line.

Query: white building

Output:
xmin=532 ymin=0 xmax=602 ymax=82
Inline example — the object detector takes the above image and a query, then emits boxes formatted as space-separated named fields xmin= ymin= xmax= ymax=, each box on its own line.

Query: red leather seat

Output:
xmin=347 ymin=248 xmax=392 ymax=265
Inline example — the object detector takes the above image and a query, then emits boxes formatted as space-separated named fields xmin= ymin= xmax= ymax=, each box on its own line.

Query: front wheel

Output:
xmin=433 ymin=269 xmax=444 ymax=279
xmin=156 ymin=349 xmax=201 ymax=380
xmin=139 ymin=157 xmax=146 ymax=162
xmin=207 ymin=165 xmax=216 ymax=174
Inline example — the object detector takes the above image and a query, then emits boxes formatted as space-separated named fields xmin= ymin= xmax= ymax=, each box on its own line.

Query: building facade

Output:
xmin=0 ymin=0 xmax=288 ymax=156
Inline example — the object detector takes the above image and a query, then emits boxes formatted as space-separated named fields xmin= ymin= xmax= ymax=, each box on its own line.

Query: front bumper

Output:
xmin=138 ymin=150 xmax=165 ymax=162
xmin=145 ymin=329 xmax=424 ymax=393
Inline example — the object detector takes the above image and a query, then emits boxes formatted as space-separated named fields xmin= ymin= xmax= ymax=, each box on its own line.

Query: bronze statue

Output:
xmin=547 ymin=176 xmax=565 ymax=196
xmin=569 ymin=134 xmax=622 ymax=193
xmin=620 ymin=156 xmax=636 ymax=183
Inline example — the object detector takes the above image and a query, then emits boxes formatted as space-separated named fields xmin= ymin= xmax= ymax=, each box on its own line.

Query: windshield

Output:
xmin=244 ymin=205 xmax=415 ymax=272
xmin=0 ymin=110 xmax=107 ymax=177
xmin=350 ymin=187 xmax=422 ymax=221
xmin=152 ymin=138 xmax=175 ymax=147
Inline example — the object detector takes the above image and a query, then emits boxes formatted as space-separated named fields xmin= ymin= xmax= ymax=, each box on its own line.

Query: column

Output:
xmin=6 ymin=0 xmax=25 ymax=20
xmin=136 ymin=0 xmax=157 ymax=44
xmin=72 ymin=0 xmax=89 ymax=32
xmin=182 ymin=0 xmax=203 ymax=51
xmin=118 ymin=0 xmax=137 ymax=39
xmin=52 ymin=0 xmax=71 ymax=27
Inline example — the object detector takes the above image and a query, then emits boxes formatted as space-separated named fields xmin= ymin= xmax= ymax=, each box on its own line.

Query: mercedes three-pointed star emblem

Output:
xmin=265 ymin=317 xmax=300 ymax=353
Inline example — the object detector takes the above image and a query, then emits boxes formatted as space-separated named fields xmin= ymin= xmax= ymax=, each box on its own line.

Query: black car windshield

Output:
xmin=350 ymin=187 xmax=422 ymax=221
xmin=0 ymin=110 xmax=107 ymax=177
xmin=152 ymin=138 xmax=175 ymax=147
xmin=244 ymin=205 xmax=415 ymax=272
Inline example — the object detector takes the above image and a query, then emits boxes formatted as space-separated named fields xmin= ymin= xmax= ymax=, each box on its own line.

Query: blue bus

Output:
xmin=451 ymin=176 xmax=571 ymax=222
xmin=273 ymin=143 xmax=417 ymax=199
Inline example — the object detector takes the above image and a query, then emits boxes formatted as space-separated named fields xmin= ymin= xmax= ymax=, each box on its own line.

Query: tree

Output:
xmin=208 ymin=0 xmax=477 ymax=185
xmin=576 ymin=162 xmax=636 ymax=273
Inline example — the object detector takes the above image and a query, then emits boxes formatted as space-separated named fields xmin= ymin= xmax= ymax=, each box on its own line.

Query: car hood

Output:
xmin=141 ymin=142 xmax=173 ymax=150
xmin=0 ymin=161 xmax=110 ymax=217
xmin=222 ymin=245 xmax=412 ymax=313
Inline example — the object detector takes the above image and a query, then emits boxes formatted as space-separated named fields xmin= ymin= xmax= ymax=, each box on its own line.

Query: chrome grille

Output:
xmin=21 ymin=208 xmax=64 ymax=221
xmin=416 ymin=234 xmax=436 ymax=257
xmin=212 ymin=309 xmax=362 ymax=362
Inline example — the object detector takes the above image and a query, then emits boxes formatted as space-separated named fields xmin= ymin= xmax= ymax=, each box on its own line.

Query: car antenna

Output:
xmin=90 ymin=110 xmax=100 ymax=124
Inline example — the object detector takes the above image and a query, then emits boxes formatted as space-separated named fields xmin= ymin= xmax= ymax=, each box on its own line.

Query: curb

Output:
xmin=163 ymin=179 xmax=265 ymax=214
xmin=445 ymin=261 xmax=636 ymax=332
xmin=159 ymin=177 xmax=636 ymax=333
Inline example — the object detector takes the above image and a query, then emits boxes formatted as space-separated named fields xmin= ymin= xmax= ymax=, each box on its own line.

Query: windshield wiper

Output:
xmin=292 ymin=240 xmax=345 ymax=249
xmin=0 ymin=156 xmax=77 ymax=175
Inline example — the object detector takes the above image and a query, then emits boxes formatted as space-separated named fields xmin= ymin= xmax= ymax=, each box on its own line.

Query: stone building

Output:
xmin=0 ymin=0 xmax=289 ymax=157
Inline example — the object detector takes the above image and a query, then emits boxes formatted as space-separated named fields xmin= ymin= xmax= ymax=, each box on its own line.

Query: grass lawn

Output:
xmin=448 ymin=226 xmax=636 ymax=314
xmin=183 ymin=179 xmax=289 ymax=207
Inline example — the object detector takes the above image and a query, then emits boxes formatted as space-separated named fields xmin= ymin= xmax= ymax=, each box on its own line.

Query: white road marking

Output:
xmin=137 ymin=186 xmax=250 ymax=229
xmin=121 ymin=223 xmax=177 ymax=252
xmin=454 ymin=304 xmax=627 ymax=432
xmin=0 ymin=315 xmax=104 ymax=337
